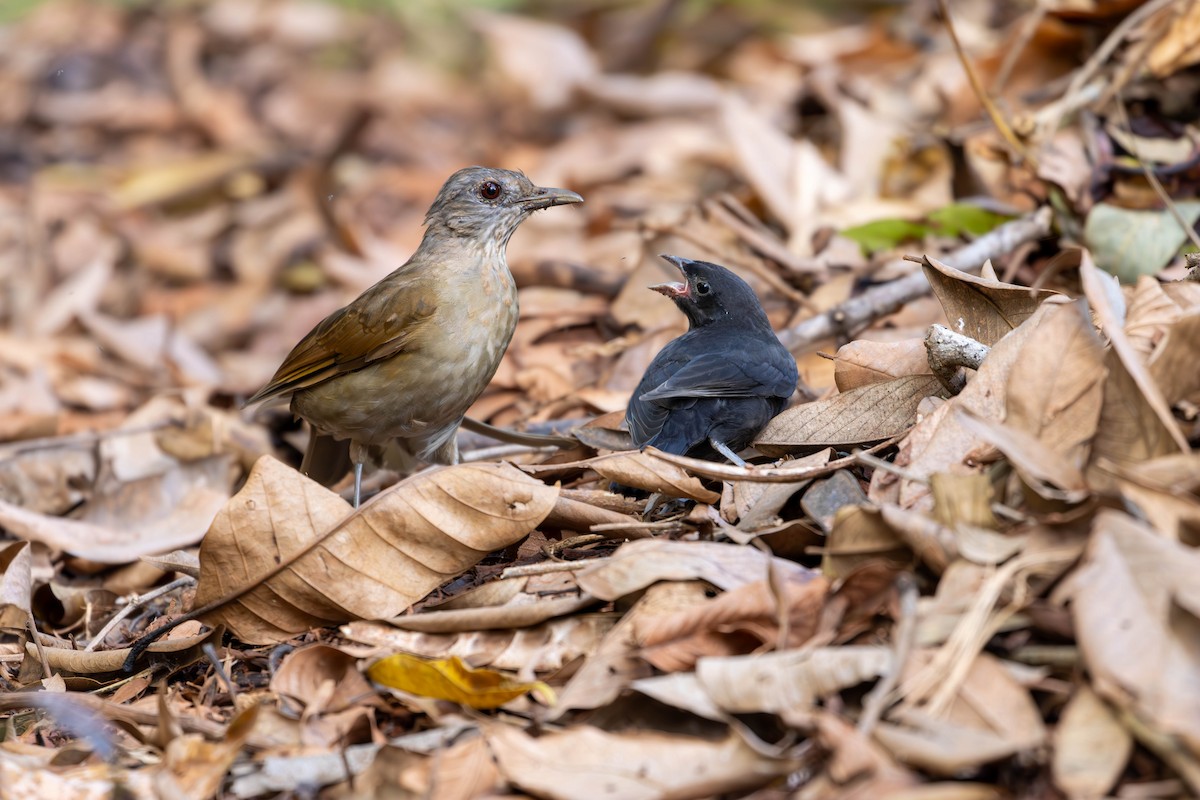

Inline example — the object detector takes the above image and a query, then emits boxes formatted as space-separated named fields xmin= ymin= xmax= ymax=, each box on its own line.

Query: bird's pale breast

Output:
xmin=291 ymin=253 xmax=518 ymax=452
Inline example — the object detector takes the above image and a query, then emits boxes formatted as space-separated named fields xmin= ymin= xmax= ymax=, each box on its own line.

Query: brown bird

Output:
xmin=246 ymin=166 xmax=583 ymax=505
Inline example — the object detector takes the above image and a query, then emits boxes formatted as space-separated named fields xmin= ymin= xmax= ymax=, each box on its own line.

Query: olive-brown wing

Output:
xmin=245 ymin=275 xmax=438 ymax=406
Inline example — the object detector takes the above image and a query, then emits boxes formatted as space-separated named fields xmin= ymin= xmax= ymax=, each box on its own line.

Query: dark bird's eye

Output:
xmin=478 ymin=181 xmax=502 ymax=200
xmin=695 ymin=280 xmax=711 ymax=296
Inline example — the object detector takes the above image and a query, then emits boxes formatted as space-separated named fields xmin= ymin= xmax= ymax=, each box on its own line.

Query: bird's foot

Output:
xmin=710 ymin=439 xmax=749 ymax=468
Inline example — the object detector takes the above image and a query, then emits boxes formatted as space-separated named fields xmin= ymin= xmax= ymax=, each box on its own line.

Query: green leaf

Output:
xmin=841 ymin=219 xmax=931 ymax=255
xmin=1084 ymin=202 xmax=1200 ymax=283
xmin=928 ymin=203 xmax=1013 ymax=238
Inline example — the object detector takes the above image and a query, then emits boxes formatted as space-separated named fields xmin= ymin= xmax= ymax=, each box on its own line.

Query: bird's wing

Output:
xmin=244 ymin=275 xmax=438 ymax=407
xmin=639 ymin=356 xmax=795 ymax=402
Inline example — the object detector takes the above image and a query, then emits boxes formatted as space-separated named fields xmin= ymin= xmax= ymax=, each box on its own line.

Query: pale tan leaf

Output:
xmin=954 ymin=408 xmax=1088 ymax=501
xmin=575 ymin=539 xmax=812 ymax=601
xmin=0 ymin=457 xmax=229 ymax=563
xmin=0 ymin=541 xmax=33 ymax=630
xmin=1149 ymin=310 xmax=1200 ymax=406
xmin=1052 ymin=684 xmax=1132 ymax=800
xmin=1004 ymin=299 xmax=1106 ymax=466
xmin=755 ymin=375 xmax=944 ymax=456
xmin=196 ymin=456 xmax=558 ymax=644
xmin=834 ymin=338 xmax=932 ymax=391
xmin=483 ymin=722 xmax=793 ymax=800
xmin=1070 ymin=510 xmax=1200 ymax=749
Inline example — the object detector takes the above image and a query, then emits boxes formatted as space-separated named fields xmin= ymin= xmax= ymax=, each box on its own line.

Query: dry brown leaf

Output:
xmin=0 ymin=457 xmax=228 ymax=564
xmin=755 ymin=375 xmax=943 ymax=456
xmin=1081 ymin=253 xmax=1189 ymax=455
xmin=25 ymin=625 xmax=222 ymax=675
xmin=823 ymin=506 xmax=911 ymax=579
xmin=1070 ymin=510 xmax=1200 ymax=753
xmin=1125 ymin=276 xmax=1183 ymax=356
xmin=800 ymin=712 xmax=922 ymax=799
xmin=641 ymin=646 xmax=891 ymax=720
xmin=586 ymin=450 xmax=720 ymax=503
xmin=483 ymin=721 xmax=794 ymax=800
xmin=954 ymin=408 xmax=1088 ymax=501
xmin=1148 ymin=310 xmax=1200 ymax=405
xmin=879 ymin=652 xmax=1047 ymax=774
xmin=834 ymin=338 xmax=932 ymax=391
xmin=0 ymin=541 xmax=33 ymax=631
xmin=553 ymin=581 xmax=705 ymax=717
xmin=1004 ymin=299 xmax=1106 ymax=466
xmin=576 ymin=539 xmax=812 ymax=601
xmin=271 ymin=644 xmax=381 ymax=748
xmin=875 ymin=300 xmax=1046 ymax=511
xmin=195 ymin=456 xmax=558 ymax=644
xmin=637 ymin=571 xmax=829 ymax=671
xmin=922 ymin=255 xmax=1060 ymax=346
xmin=1147 ymin=0 xmax=1200 ymax=77
xmin=1052 ymin=684 xmax=1132 ymax=800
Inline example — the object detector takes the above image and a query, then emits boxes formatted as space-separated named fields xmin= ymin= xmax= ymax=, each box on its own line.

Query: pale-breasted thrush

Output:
xmin=246 ymin=167 xmax=583 ymax=505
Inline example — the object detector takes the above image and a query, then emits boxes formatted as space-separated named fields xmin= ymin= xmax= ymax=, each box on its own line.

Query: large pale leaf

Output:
xmin=196 ymin=456 xmax=558 ymax=644
xmin=755 ymin=375 xmax=944 ymax=455
xmin=1084 ymin=201 xmax=1200 ymax=283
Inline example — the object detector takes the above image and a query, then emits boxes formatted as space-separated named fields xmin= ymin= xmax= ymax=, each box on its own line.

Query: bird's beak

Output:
xmin=652 ymin=254 xmax=693 ymax=298
xmin=519 ymin=186 xmax=584 ymax=211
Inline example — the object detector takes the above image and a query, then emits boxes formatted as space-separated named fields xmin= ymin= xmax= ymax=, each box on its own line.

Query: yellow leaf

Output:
xmin=367 ymin=654 xmax=555 ymax=710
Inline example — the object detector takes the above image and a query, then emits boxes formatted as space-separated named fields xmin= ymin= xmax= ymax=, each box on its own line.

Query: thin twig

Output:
xmin=500 ymin=561 xmax=593 ymax=579
xmin=27 ymin=617 xmax=51 ymax=679
xmin=84 ymin=578 xmax=195 ymax=652
xmin=645 ymin=435 xmax=903 ymax=483
xmin=1038 ymin=0 xmax=1179 ymax=141
xmin=937 ymin=0 xmax=1033 ymax=166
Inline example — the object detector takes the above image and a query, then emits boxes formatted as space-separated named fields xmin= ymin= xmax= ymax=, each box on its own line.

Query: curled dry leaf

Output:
xmin=0 ymin=541 xmax=33 ymax=631
xmin=1052 ymin=684 xmax=1132 ymax=800
xmin=583 ymin=451 xmax=720 ymax=503
xmin=24 ymin=625 xmax=222 ymax=676
xmin=755 ymin=375 xmax=944 ymax=456
xmin=635 ymin=646 xmax=891 ymax=721
xmin=342 ymin=614 xmax=616 ymax=673
xmin=576 ymin=539 xmax=813 ymax=601
xmin=921 ymin=255 xmax=1059 ymax=346
xmin=195 ymin=456 xmax=558 ymax=644
xmin=483 ymin=721 xmax=796 ymax=800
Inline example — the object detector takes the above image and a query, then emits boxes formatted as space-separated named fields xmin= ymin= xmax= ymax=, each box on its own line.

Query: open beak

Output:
xmin=651 ymin=253 xmax=693 ymax=298
xmin=520 ymin=186 xmax=584 ymax=211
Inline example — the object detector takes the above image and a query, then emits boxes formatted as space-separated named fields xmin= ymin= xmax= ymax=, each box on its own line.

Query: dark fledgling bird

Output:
xmin=246 ymin=167 xmax=583 ymax=505
xmin=626 ymin=255 xmax=798 ymax=466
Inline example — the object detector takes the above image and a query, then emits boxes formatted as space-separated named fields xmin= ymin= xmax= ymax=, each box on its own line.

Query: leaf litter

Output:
xmin=1 ymin=1 xmax=1199 ymax=798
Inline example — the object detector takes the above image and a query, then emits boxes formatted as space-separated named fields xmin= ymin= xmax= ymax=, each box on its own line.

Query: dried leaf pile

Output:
xmin=2 ymin=1 xmax=1200 ymax=798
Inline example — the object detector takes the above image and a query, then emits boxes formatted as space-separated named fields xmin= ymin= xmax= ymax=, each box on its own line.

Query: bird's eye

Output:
xmin=478 ymin=181 xmax=502 ymax=200
xmin=695 ymin=281 xmax=711 ymax=296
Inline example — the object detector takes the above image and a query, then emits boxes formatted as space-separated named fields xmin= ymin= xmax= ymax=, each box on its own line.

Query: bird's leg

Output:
xmin=349 ymin=441 xmax=369 ymax=508
xmin=710 ymin=438 xmax=748 ymax=468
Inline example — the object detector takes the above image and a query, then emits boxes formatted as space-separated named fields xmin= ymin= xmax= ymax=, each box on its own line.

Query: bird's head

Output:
xmin=651 ymin=254 xmax=772 ymax=329
xmin=423 ymin=166 xmax=582 ymax=246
